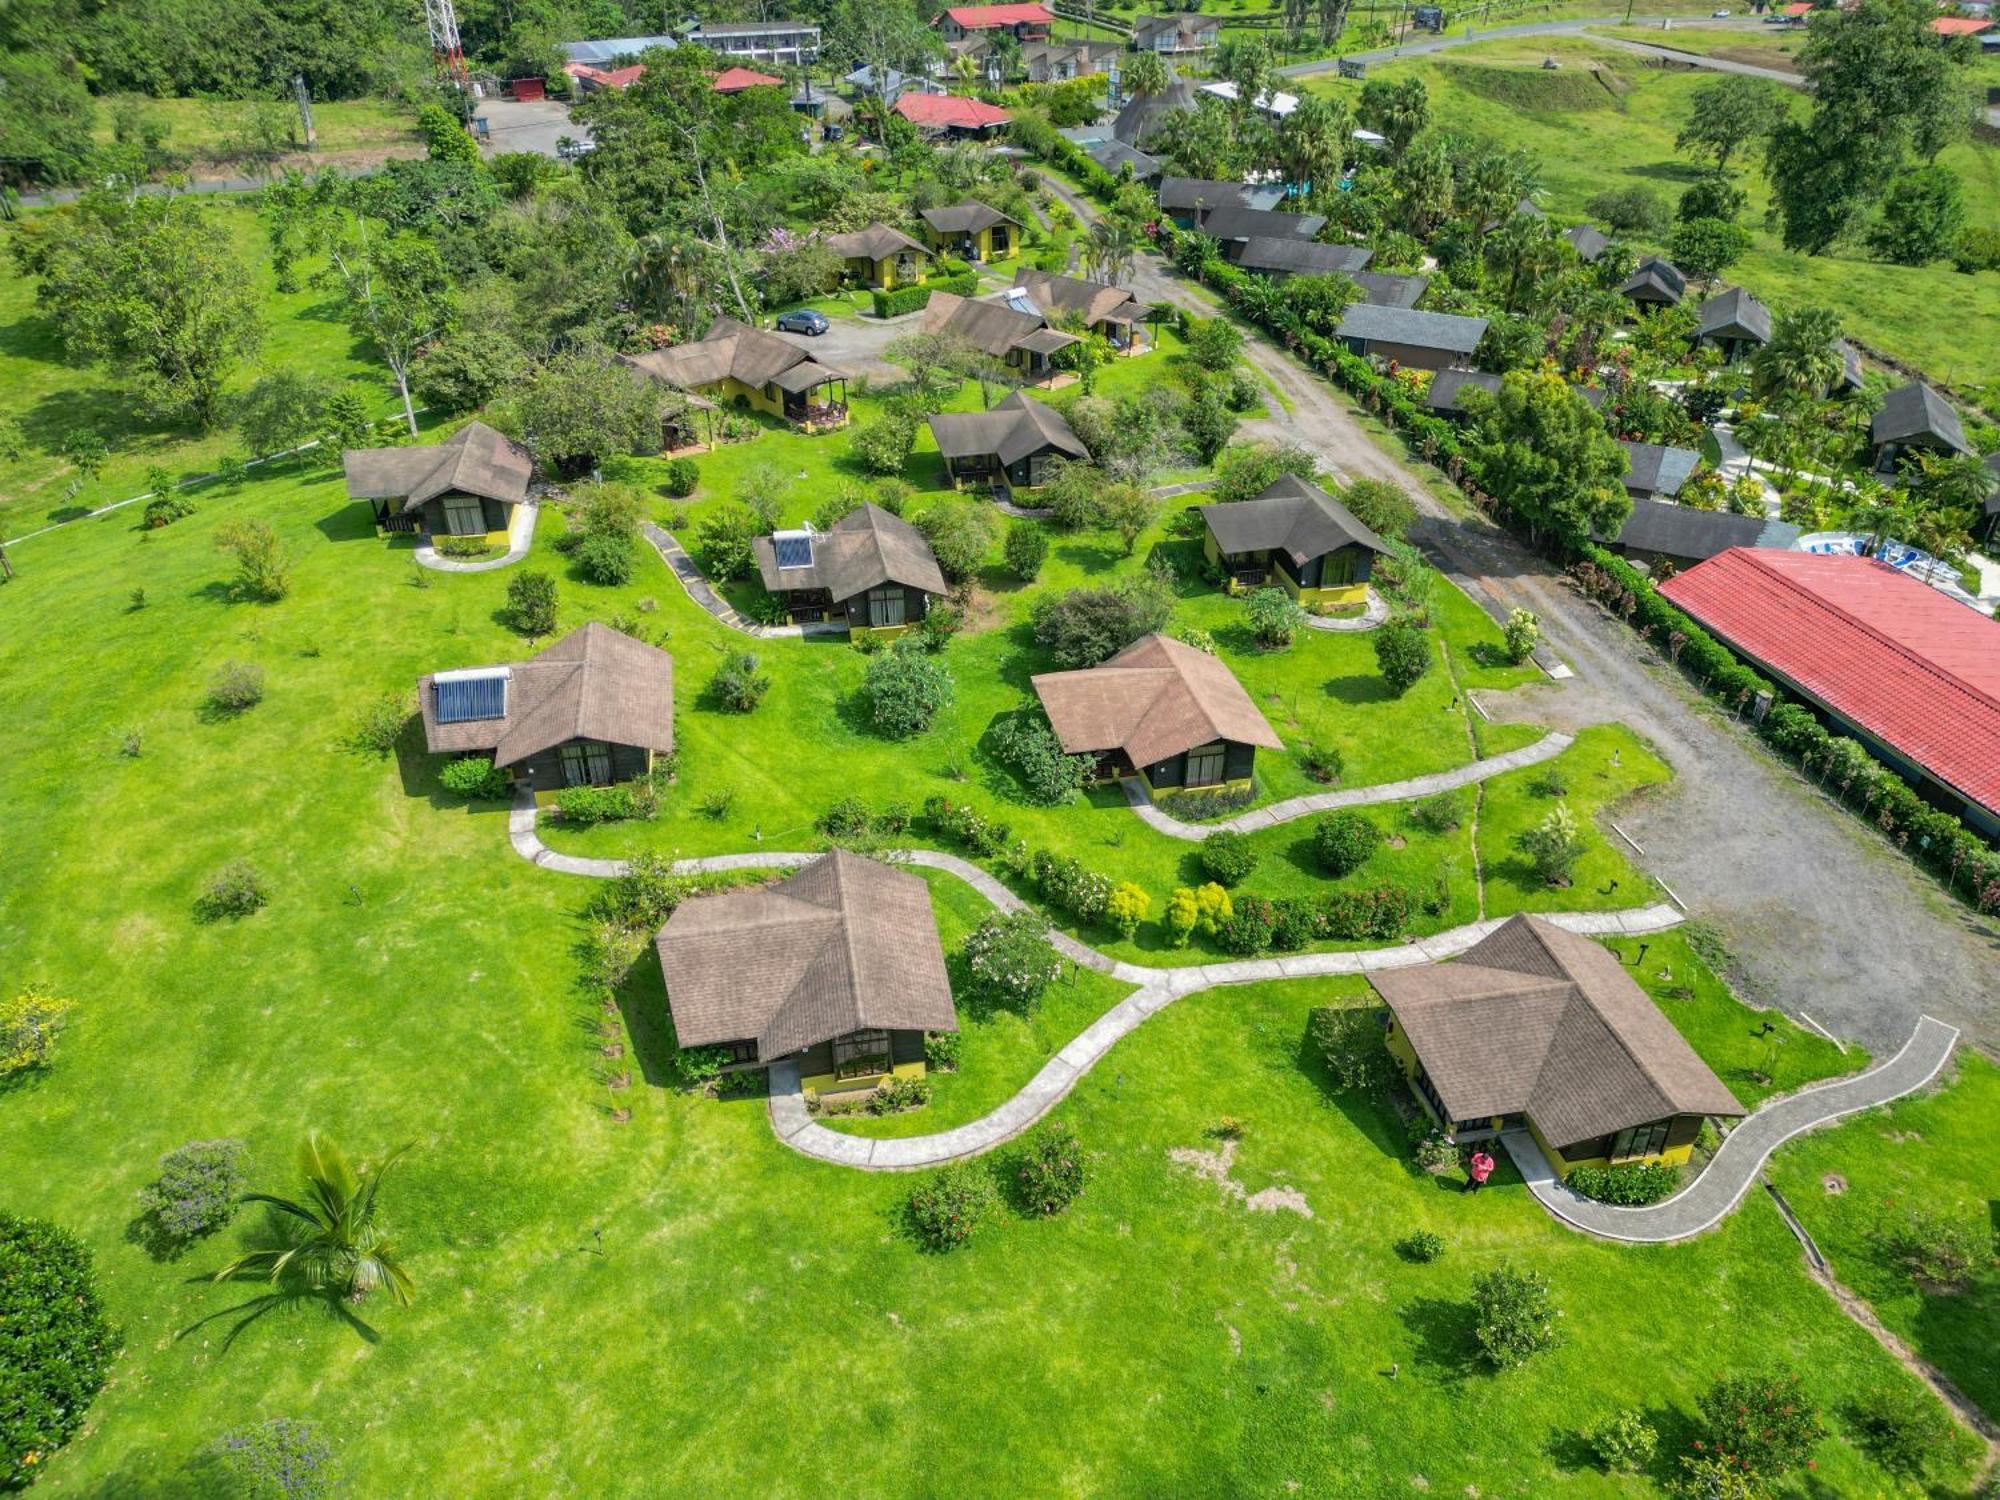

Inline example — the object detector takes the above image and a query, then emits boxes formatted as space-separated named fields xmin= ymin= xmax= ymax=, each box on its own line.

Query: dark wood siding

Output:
xmin=890 ymin=1029 xmax=927 ymax=1064
xmin=1144 ymin=740 xmax=1258 ymax=789
xmin=414 ymin=491 xmax=511 ymax=536
xmin=836 ymin=583 xmax=934 ymax=628
xmin=510 ymin=738 xmax=651 ymax=787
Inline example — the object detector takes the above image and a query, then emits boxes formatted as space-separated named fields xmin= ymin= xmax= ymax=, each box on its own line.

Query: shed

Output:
xmin=1334 ymin=304 xmax=1488 ymax=371
xmin=1618 ymin=441 xmax=1702 ymax=501
xmin=1199 ymin=473 xmax=1392 ymax=606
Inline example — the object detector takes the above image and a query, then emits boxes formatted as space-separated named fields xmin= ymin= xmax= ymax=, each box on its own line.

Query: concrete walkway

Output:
xmin=1121 ymin=731 xmax=1572 ymax=841
xmin=1504 ymin=1015 xmax=1962 ymax=1243
xmin=640 ymin=524 xmax=840 ymax=639
xmin=1303 ymin=587 xmax=1389 ymax=634
xmin=413 ymin=501 xmax=540 ymax=573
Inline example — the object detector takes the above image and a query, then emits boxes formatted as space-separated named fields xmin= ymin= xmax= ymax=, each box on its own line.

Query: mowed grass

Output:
xmin=90 ymin=95 xmax=419 ymax=162
xmin=1301 ymin=37 xmax=2000 ymax=389
xmin=0 ymin=458 xmax=1982 ymax=1495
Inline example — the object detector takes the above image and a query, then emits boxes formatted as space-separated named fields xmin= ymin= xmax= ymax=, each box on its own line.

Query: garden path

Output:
xmin=1303 ymin=587 xmax=1389 ymax=633
xmin=1503 ymin=1015 xmax=1961 ymax=1243
xmin=639 ymin=524 xmax=840 ymax=639
xmin=413 ymin=501 xmax=540 ymax=573
xmin=1119 ymin=730 xmax=1572 ymax=841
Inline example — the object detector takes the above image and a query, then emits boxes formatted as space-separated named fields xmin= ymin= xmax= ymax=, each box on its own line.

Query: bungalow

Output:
xmin=343 ymin=420 xmax=532 ymax=540
xmin=1032 ymin=633 xmax=1284 ymax=801
xmin=418 ymin=623 xmax=673 ymax=789
xmin=928 ymin=390 xmax=1089 ymax=489
xmin=1114 ymin=77 xmax=1201 ymax=148
xmin=1133 ymin=12 xmax=1222 ymax=51
xmin=1619 ymin=441 xmax=1702 ymax=502
xmin=710 ymin=65 xmax=784 ymax=93
xmin=918 ymin=200 xmax=1021 ymax=261
xmin=752 ymin=503 xmax=949 ymax=639
xmin=1199 ymin=474 xmax=1391 ymax=608
xmin=1351 ymin=270 xmax=1429 ymax=308
xmin=921 ymin=291 xmax=1080 ymax=378
xmin=1606 ymin=500 xmax=1800 ymax=572
xmin=689 ymin=19 xmax=821 ymax=64
xmin=893 ymin=93 xmax=1014 ymax=137
xmin=1870 ymin=381 xmax=1974 ymax=475
xmin=936 ymin=2 xmax=1053 ymax=42
xmin=1423 ymin=368 xmax=1502 ymax=418
xmin=1620 ymin=256 xmax=1687 ymax=309
xmin=1562 ymin=224 xmax=1611 ymax=263
xmin=1334 ymin=304 xmax=1489 ymax=372
xmin=1012 ymin=267 xmax=1152 ymax=350
xmin=655 ymin=849 xmax=958 ymax=1099
xmin=1197 ymin=206 xmax=1328 ymax=259
xmin=1156 ymin=175 xmax=1252 ymax=228
xmin=619 ymin=317 xmax=851 ymax=432
xmin=1692 ymin=286 xmax=1772 ymax=362
xmin=823 ymin=222 xmax=931 ymax=289
xmin=1023 ymin=39 xmax=1121 ymax=81
xmin=1088 ymin=139 xmax=1163 ymax=183
xmin=1370 ymin=914 xmax=1744 ymax=1173
xmin=1231 ymin=235 xmax=1370 ymax=278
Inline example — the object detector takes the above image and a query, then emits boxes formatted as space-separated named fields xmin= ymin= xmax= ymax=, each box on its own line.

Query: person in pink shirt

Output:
xmin=1464 ymin=1149 xmax=1496 ymax=1194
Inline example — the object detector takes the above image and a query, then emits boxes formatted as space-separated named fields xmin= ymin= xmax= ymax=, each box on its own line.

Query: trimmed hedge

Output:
xmin=870 ymin=270 xmax=981 ymax=320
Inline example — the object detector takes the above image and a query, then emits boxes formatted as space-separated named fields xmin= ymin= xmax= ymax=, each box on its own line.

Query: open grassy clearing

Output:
xmin=1301 ymin=37 xmax=2000 ymax=389
xmin=2 ymin=354 xmax=1987 ymax=1496
xmin=88 ymin=95 xmax=419 ymax=164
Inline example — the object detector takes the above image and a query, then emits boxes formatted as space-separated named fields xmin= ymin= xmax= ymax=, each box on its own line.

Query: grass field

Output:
xmin=2 ymin=391 xmax=1989 ymax=1493
xmin=1300 ymin=36 xmax=2000 ymax=390
xmin=90 ymin=95 xmax=419 ymax=167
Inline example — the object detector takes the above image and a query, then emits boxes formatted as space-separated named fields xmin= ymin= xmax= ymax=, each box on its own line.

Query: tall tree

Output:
xmin=1750 ymin=304 xmax=1845 ymax=403
xmin=826 ymin=0 xmax=944 ymax=97
xmin=1867 ymin=165 xmax=1965 ymax=266
xmin=1357 ymin=76 xmax=1429 ymax=160
xmin=1276 ymin=92 xmax=1351 ymax=206
xmin=1467 ymin=369 xmax=1630 ymax=545
xmin=327 ymin=227 xmax=454 ymax=437
xmin=1123 ymin=48 xmax=1169 ymax=99
xmin=1674 ymin=76 xmax=1783 ymax=174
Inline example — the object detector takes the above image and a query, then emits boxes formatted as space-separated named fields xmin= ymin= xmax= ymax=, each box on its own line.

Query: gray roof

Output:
xmin=1156 ymin=175 xmax=1249 ymax=214
xmin=343 ymin=421 xmax=533 ymax=513
xmin=1620 ymin=257 xmax=1687 ymax=305
xmin=920 ymin=200 xmax=1018 ymax=235
xmin=418 ymin=623 xmax=674 ymax=768
xmin=920 ymin=290 xmax=1063 ymax=358
xmin=1198 ymin=205 xmax=1326 ymax=242
xmin=1335 ymin=303 xmax=1488 ymax=355
xmin=1694 ymin=286 xmax=1772 ymax=347
xmin=1351 ymin=271 xmax=1429 ymax=308
xmin=754 ymin=503 xmax=948 ymax=603
xmin=823 ymin=222 xmax=928 ymax=262
xmin=1619 ymin=441 xmax=1702 ymax=499
xmin=1199 ymin=474 xmax=1392 ymax=566
xmin=1610 ymin=499 xmax=1801 ymax=561
xmin=1115 ymin=79 xmax=1201 ymax=146
xmin=1011 ymin=268 xmax=1149 ymax=326
xmin=1133 ymin=12 xmax=1218 ymax=38
xmin=1034 ymin=633 xmax=1283 ymax=768
xmin=1424 ymin=368 xmax=1503 ymax=413
xmin=1233 ymin=237 xmax=1374 ymax=275
xmin=1563 ymin=224 xmax=1610 ymax=262
xmin=1837 ymin=340 xmax=1865 ymax=392
xmin=656 ymin=850 xmax=957 ymax=1057
xmin=1371 ymin=915 xmax=1744 ymax=1147
xmin=927 ymin=391 xmax=1089 ymax=466
xmin=1871 ymin=382 xmax=1973 ymax=455
xmin=563 ymin=35 xmax=675 ymax=61
xmin=619 ymin=316 xmax=847 ymax=394
xmin=1089 ymin=140 xmax=1162 ymax=178
xmin=693 ymin=19 xmax=819 ymax=35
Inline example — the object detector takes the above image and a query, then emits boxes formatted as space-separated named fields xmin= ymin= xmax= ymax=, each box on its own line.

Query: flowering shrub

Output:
xmin=1014 ymin=1123 xmax=1087 ymax=1217
xmin=961 ymin=911 xmax=1062 ymax=1013
xmin=1106 ymin=881 xmax=1151 ymax=939
xmin=1694 ymin=1370 xmax=1825 ymax=1478
xmin=1472 ymin=1263 xmax=1564 ymax=1369
xmin=137 ymin=1139 xmax=247 ymax=1248
xmin=1586 ymin=1408 xmax=1659 ymax=1473
xmin=906 ymin=1162 xmax=1000 ymax=1252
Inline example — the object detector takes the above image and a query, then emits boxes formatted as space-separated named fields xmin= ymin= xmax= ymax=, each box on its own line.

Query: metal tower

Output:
xmin=422 ymin=0 xmax=471 ymax=88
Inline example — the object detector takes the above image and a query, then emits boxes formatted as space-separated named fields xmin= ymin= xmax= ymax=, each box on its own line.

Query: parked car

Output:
xmin=775 ymin=309 xmax=830 ymax=336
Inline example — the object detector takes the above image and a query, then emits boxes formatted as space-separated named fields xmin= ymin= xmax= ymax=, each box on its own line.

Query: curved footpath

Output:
xmin=414 ymin=502 xmax=541 ymax=573
xmin=1304 ymin=587 xmax=1388 ymax=633
xmin=1505 ymin=1016 xmax=1962 ymax=1243
xmin=1122 ymin=730 xmax=1571 ymax=840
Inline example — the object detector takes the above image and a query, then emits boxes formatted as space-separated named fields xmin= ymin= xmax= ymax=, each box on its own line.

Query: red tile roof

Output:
xmin=1781 ymin=3 xmax=1813 ymax=14
xmin=712 ymin=65 xmax=785 ymax=91
xmin=942 ymin=2 xmax=1055 ymax=27
xmin=892 ymin=93 xmax=1014 ymax=129
xmin=564 ymin=61 xmax=645 ymax=89
xmin=1660 ymin=549 xmax=2000 ymax=816
xmin=1930 ymin=16 xmax=1993 ymax=34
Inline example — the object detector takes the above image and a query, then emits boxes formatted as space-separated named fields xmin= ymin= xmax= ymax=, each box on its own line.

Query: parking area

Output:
xmin=771 ymin=310 xmax=919 ymax=386
xmin=476 ymin=96 xmax=587 ymax=160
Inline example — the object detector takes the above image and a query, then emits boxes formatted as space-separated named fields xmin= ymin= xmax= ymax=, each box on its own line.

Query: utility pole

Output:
xmin=293 ymin=74 xmax=317 ymax=149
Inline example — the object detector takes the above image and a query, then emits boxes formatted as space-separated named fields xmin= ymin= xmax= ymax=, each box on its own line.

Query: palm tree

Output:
xmin=1085 ymin=219 xmax=1136 ymax=286
xmin=216 ymin=1133 xmax=416 ymax=1306
xmin=1123 ymin=49 xmax=1169 ymax=100
xmin=1751 ymin=304 xmax=1844 ymax=404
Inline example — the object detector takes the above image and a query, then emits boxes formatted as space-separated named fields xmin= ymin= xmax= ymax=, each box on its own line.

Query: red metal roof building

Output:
xmin=939 ymin=3 xmax=1056 ymax=31
xmin=564 ymin=60 xmax=645 ymax=91
xmin=892 ymin=93 xmax=1015 ymax=133
xmin=712 ymin=65 xmax=785 ymax=92
xmin=1930 ymin=17 xmax=1993 ymax=35
xmin=1660 ymin=549 xmax=2000 ymax=834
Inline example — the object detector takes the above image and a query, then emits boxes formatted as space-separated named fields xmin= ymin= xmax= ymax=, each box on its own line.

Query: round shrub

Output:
xmin=208 ymin=1417 xmax=338 ymax=1499
xmin=1244 ymin=586 xmax=1304 ymax=648
xmin=0 ymin=1212 xmax=122 ymax=1490
xmin=1564 ymin=1161 xmax=1679 ymax=1206
xmin=990 ymin=715 xmax=1089 ymax=806
xmin=1004 ymin=519 xmax=1048 ymax=581
xmin=1585 ymin=1408 xmax=1658 ymax=1474
xmin=961 ymin=910 xmax=1063 ymax=1013
xmin=575 ymin=530 xmax=637 ymax=586
xmin=817 ymin=796 xmax=872 ymax=840
xmin=1471 ymin=1262 xmax=1563 ymax=1369
xmin=1216 ymin=894 xmax=1278 ymax=954
xmin=1695 ymin=1370 xmax=1825 ymax=1478
xmin=1313 ymin=811 xmax=1381 ymax=877
xmin=194 ymin=860 xmax=268 ymax=922
xmin=1373 ymin=616 xmax=1432 ymax=696
xmin=1502 ymin=606 xmax=1541 ymax=664
xmin=1198 ymin=830 xmax=1258 ymax=887
xmin=439 ymin=757 xmax=512 ymax=800
xmin=207 ymin=660 xmax=265 ymax=714
xmin=906 ymin=1161 xmax=1000 ymax=1252
xmin=1015 ymin=1123 xmax=1087 ymax=1217
xmin=861 ymin=641 xmax=954 ymax=738
xmin=1398 ymin=1229 xmax=1446 ymax=1263
xmin=924 ymin=1029 xmax=962 ymax=1071
xmin=661 ymin=456 xmax=700 ymax=497
xmin=1297 ymin=741 xmax=1343 ymax=784
xmin=711 ymin=650 xmax=771 ymax=713
xmin=138 ymin=1139 xmax=248 ymax=1248
xmin=1410 ymin=791 xmax=1464 ymax=833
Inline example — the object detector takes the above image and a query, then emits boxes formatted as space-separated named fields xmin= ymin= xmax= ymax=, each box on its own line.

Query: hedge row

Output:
xmin=869 ymin=269 xmax=982 ymax=320
xmin=1032 ymin=154 xmax=2000 ymax=906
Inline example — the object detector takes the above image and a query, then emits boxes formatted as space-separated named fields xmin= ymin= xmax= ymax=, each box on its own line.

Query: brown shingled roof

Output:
xmin=926 ymin=390 xmax=1089 ymax=467
xmin=619 ymin=316 xmax=849 ymax=395
xmin=1200 ymin=474 xmax=1391 ymax=567
xmin=920 ymin=290 xmax=1052 ymax=358
xmin=1369 ymin=915 xmax=1743 ymax=1148
xmin=751 ymin=503 xmax=949 ymax=600
xmin=417 ymin=622 xmax=674 ymax=769
xmin=1011 ymin=267 xmax=1150 ymax=327
xmin=824 ymin=222 xmax=929 ymax=262
xmin=655 ymin=849 xmax=958 ymax=1057
xmin=1032 ymin=633 xmax=1283 ymax=768
xmin=919 ymin=200 xmax=1019 ymax=234
xmin=342 ymin=421 xmax=533 ymax=513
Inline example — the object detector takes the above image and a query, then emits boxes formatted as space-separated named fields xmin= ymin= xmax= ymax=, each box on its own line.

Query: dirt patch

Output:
xmin=1168 ymin=1138 xmax=1313 ymax=1218
xmin=1822 ymin=1173 xmax=1847 ymax=1195
xmin=1386 ymin=835 xmax=1408 ymax=850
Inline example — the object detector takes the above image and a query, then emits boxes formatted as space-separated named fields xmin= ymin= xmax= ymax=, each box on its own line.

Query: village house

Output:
xmin=1195 ymin=206 xmax=1329 ymax=260
xmin=1370 ymin=914 xmax=1744 ymax=1174
xmin=1032 ymin=633 xmax=1283 ymax=802
xmin=893 ymin=92 xmax=1014 ymax=137
xmin=822 ymin=222 xmax=931 ymax=289
xmin=1334 ymin=304 xmax=1489 ymax=372
xmin=619 ymin=317 xmax=850 ymax=433
xmin=1011 ymin=267 xmax=1152 ymax=350
xmin=1692 ymin=286 xmax=1773 ymax=363
xmin=918 ymin=200 xmax=1021 ymax=260
xmin=343 ymin=420 xmax=532 ymax=540
xmin=751 ymin=503 xmax=949 ymax=639
xmin=1133 ymin=13 xmax=1222 ymax=52
xmin=1603 ymin=501 xmax=1800 ymax=573
xmin=1869 ymin=381 xmax=1975 ymax=475
xmin=936 ymin=1 xmax=1053 ymax=42
xmin=1199 ymin=475 xmax=1391 ymax=609
xmin=655 ymin=850 xmax=958 ymax=1099
xmin=921 ymin=291 xmax=1079 ymax=379
xmin=688 ymin=18 xmax=821 ymax=64
xmin=1563 ymin=224 xmax=1611 ymax=263
xmin=928 ymin=390 xmax=1090 ymax=489
xmin=1618 ymin=441 xmax=1703 ymax=502
xmin=1231 ymin=237 xmax=1374 ymax=279
xmin=1620 ymin=256 xmax=1687 ymax=309
xmin=417 ymin=623 xmax=674 ymax=789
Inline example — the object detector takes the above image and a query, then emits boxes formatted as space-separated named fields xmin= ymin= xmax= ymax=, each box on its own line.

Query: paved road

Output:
xmin=1043 ymin=173 xmax=2000 ymax=1054
xmin=476 ymin=96 xmax=588 ymax=160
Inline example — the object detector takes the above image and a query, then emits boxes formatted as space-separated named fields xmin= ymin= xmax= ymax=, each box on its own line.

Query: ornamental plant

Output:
xmin=1586 ymin=1408 xmax=1659 ymax=1473
xmin=505 ymin=570 xmax=559 ymax=636
xmin=1502 ymin=607 xmax=1540 ymax=663
xmin=2 ymin=985 xmax=75 ymax=1076
xmin=1313 ymin=810 xmax=1381 ymax=877
xmin=862 ymin=641 xmax=954 ymax=738
xmin=439 ymin=757 xmax=511 ymax=800
xmin=1244 ymin=585 xmax=1304 ymax=649
xmin=1199 ymin=830 xmax=1258 ymax=887
xmin=961 ymin=911 xmax=1062 ymax=1013
xmin=1848 ymin=1382 xmax=1953 ymax=1479
xmin=209 ymin=1418 xmax=339 ymax=1500
xmin=137 ymin=1139 xmax=248 ymax=1248
xmin=1106 ymin=881 xmax=1151 ymax=939
xmin=194 ymin=860 xmax=268 ymax=922
xmin=1373 ymin=615 xmax=1431 ymax=695
xmin=906 ymin=1161 xmax=1000 ymax=1252
xmin=1471 ymin=1262 xmax=1564 ymax=1369
xmin=1565 ymin=1162 xmax=1680 ymax=1206
xmin=1014 ymin=1123 xmax=1087 ymax=1217
xmin=1397 ymin=1229 xmax=1446 ymax=1263
xmin=1518 ymin=803 xmax=1583 ymax=886
xmin=1693 ymin=1369 xmax=1825 ymax=1479
xmin=0 ymin=1213 xmax=122 ymax=1490
xmin=711 ymin=650 xmax=771 ymax=713
xmin=1164 ymin=886 xmax=1200 ymax=946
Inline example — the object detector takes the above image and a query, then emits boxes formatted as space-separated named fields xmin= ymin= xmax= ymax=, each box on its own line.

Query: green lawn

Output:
xmin=91 ymin=95 xmax=418 ymax=165
xmin=1300 ymin=36 xmax=2000 ymax=390
xmin=1 ymin=434 xmax=1988 ymax=1494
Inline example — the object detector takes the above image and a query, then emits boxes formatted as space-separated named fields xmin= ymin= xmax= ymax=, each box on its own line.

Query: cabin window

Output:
xmin=1611 ymin=1120 xmax=1671 ymax=1161
xmin=442 ymin=495 xmax=486 ymax=536
xmin=866 ymin=586 xmax=907 ymax=628
xmin=560 ymin=741 xmax=614 ymax=787
xmin=1323 ymin=550 xmax=1357 ymax=586
xmin=1186 ymin=743 xmax=1227 ymax=788
xmin=990 ymin=226 xmax=1010 ymax=254
xmin=832 ymin=1029 xmax=892 ymax=1080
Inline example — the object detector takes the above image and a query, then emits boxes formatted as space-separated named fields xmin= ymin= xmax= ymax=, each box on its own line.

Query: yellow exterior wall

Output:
xmin=850 ymin=621 xmax=916 ymax=646
xmin=716 ymin=375 xmax=785 ymax=418
xmin=1136 ymin=766 xmax=1254 ymax=803
xmin=1283 ymin=574 xmax=1369 ymax=608
xmin=802 ymin=1057 xmax=925 ymax=1098
xmin=1530 ymin=1119 xmax=1697 ymax=1174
